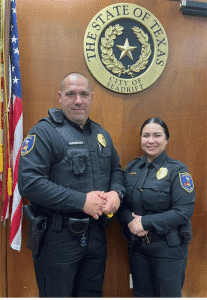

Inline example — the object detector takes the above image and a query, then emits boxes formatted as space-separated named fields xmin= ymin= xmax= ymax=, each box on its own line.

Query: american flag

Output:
xmin=1 ymin=0 xmax=23 ymax=251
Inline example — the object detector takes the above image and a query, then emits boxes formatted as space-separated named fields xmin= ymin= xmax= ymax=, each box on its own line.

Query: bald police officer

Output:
xmin=18 ymin=73 xmax=125 ymax=297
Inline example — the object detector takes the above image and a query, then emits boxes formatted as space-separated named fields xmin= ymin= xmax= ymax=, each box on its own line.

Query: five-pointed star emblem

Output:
xmin=116 ymin=38 xmax=137 ymax=60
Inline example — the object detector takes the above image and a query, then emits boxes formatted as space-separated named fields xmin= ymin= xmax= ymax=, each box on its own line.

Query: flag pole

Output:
xmin=1 ymin=0 xmax=10 ymax=295
xmin=0 ymin=0 xmax=4 ymax=173
xmin=2 ymin=0 xmax=12 ymax=196
xmin=1 ymin=0 xmax=11 ymax=200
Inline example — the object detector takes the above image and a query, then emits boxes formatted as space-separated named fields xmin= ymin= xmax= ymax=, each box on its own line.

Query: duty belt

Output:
xmin=139 ymin=232 xmax=166 ymax=244
xmin=47 ymin=213 xmax=93 ymax=232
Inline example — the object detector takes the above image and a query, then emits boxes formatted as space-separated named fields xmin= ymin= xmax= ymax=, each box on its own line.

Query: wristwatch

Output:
xmin=112 ymin=189 xmax=124 ymax=202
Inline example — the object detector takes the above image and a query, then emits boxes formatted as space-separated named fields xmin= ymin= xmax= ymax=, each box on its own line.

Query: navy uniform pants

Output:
xmin=33 ymin=220 xmax=107 ymax=297
xmin=129 ymin=240 xmax=188 ymax=297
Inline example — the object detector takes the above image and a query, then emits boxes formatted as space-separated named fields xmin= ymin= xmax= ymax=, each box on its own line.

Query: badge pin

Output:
xmin=156 ymin=167 xmax=168 ymax=180
xmin=97 ymin=134 xmax=106 ymax=147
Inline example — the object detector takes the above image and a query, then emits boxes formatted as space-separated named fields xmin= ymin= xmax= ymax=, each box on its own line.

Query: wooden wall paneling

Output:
xmin=5 ymin=0 xmax=207 ymax=297
xmin=0 ymin=220 xmax=7 ymax=297
xmin=7 ymin=216 xmax=38 ymax=297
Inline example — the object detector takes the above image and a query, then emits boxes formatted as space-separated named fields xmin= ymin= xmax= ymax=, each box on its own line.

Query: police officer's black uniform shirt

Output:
xmin=18 ymin=109 xmax=125 ymax=213
xmin=121 ymin=150 xmax=195 ymax=235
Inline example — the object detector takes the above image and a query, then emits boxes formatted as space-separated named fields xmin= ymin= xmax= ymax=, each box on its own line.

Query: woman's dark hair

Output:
xmin=140 ymin=117 xmax=170 ymax=140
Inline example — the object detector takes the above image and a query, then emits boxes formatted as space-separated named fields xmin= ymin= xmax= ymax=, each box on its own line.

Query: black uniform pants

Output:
xmin=129 ymin=240 xmax=188 ymax=297
xmin=33 ymin=220 xmax=107 ymax=297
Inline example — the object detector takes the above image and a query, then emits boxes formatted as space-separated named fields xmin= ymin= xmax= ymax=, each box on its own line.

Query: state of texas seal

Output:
xmin=84 ymin=3 xmax=168 ymax=94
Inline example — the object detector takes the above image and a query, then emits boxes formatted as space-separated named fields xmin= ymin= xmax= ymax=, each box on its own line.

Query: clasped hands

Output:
xmin=128 ymin=212 xmax=149 ymax=237
xmin=83 ymin=191 xmax=120 ymax=220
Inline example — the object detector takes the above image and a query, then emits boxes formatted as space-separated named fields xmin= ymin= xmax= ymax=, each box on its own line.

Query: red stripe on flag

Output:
xmin=9 ymin=99 xmax=23 ymax=250
xmin=13 ymin=96 xmax=22 ymax=128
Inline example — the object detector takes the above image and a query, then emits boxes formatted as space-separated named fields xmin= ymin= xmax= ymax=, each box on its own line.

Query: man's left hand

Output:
xmin=102 ymin=191 xmax=120 ymax=214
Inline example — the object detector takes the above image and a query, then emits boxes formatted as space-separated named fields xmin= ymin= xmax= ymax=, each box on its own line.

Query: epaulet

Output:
xmin=135 ymin=156 xmax=143 ymax=161
xmin=90 ymin=120 xmax=102 ymax=128
xmin=124 ymin=156 xmax=143 ymax=170
xmin=48 ymin=108 xmax=64 ymax=124
xmin=166 ymin=156 xmax=186 ymax=167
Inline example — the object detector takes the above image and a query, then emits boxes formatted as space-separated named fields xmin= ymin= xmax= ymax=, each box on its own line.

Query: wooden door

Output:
xmin=2 ymin=0 xmax=206 ymax=297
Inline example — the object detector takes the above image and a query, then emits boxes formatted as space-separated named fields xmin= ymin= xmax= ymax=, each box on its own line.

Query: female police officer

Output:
xmin=119 ymin=117 xmax=195 ymax=297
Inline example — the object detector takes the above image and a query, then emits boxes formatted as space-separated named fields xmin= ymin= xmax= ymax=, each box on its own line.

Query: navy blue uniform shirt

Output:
xmin=18 ymin=110 xmax=125 ymax=213
xmin=120 ymin=150 xmax=195 ymax=235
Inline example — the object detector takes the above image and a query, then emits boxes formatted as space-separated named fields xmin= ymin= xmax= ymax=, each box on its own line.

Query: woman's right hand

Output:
xmin=128 ymin=213 xmax=149 ymax=236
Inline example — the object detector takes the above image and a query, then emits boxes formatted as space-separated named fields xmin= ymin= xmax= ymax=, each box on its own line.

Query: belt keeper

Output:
xmin=51 ymin=213 xmax=63 ymax=232
xmin=142 ymin=234 xmax=151 ymax=244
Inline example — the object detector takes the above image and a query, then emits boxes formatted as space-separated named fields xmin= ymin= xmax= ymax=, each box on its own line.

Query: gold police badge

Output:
xmin=84 ymin=3 xmax=168 ymax=94
xmin=156 ymin=167 xmax=168 ymax=180
xmin=97 ymin=133 xmax=106 ymax=147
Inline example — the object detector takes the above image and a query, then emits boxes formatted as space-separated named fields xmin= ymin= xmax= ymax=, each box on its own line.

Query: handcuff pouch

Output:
xmin=67 ymin=218 xmax=89 ymax=236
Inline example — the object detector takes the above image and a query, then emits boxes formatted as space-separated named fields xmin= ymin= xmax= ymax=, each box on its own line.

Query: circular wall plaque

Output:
xmin=84 ymin=3 xmax=168 ymax=94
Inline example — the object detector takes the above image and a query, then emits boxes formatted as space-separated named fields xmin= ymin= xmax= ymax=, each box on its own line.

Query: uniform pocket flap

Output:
xmin=166 ymin=231 xmax=182 ymax=247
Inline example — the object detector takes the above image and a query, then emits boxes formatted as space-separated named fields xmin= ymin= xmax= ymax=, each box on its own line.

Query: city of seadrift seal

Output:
xmin=84 ymin=3 xmax=168 ymax=94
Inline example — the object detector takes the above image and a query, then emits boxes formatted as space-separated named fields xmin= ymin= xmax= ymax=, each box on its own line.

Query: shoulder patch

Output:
xmin=21 ymin=135 xmax=36 ymax=156
xmin=179 ymin=172 xmax=194 ymax=193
